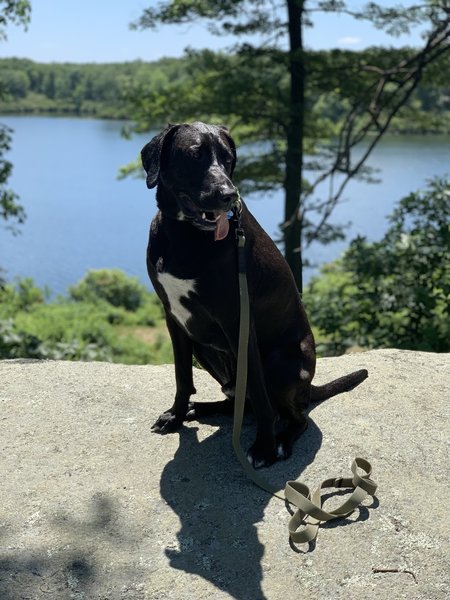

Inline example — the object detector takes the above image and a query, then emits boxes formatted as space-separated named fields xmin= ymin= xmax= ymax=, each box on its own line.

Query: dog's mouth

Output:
xmin=195 ymin=210 xmax=231 ymax=241
xmin=179 ymin=199 xmax=231 ymax=241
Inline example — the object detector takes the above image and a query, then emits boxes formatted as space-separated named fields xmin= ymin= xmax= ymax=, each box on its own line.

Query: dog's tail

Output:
xmin=310 ymin=369 xmax=368 ymax=403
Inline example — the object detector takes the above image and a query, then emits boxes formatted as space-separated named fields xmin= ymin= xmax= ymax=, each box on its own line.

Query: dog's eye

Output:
xmin=189 ymin=146 xmax=202 ymax=160
xmin=223 ymin=155 xmax=233 ymax=168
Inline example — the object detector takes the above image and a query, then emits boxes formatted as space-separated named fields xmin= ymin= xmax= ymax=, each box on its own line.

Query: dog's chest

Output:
xmin=157 ymin=272 xmax=197 ymax=332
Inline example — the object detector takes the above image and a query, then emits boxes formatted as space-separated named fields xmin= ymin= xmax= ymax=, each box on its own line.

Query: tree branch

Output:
xmin=302 ymin=12 xmax=450 ymax=248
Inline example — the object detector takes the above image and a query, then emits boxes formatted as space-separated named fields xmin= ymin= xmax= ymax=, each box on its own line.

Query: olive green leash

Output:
xmin=232 ymin=217 xmax=378 ymax=545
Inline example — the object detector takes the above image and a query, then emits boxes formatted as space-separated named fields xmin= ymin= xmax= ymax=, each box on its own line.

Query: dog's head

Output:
xmin=141 ymin=122 xmax=239 ymax=240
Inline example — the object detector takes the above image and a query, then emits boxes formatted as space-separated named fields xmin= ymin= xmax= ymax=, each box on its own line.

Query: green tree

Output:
xmin=1 ymin=68 xmax=30 ymax=96
xmin=306 ymin=178 xmax=450 ymax=354
xmin=0 ymin=0 xmax=31 ymax=234
xmin=69 ymin=269 xmax=149 ymax=312
xmin=130 ymin=1 xmax=450 ymax=292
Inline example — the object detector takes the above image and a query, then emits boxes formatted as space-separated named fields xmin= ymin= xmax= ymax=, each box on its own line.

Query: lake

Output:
xmin=0 ymin=115 xmax=449 ymax=296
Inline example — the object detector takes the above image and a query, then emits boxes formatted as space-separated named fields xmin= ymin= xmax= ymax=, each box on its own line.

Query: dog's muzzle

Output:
xmin=178 ymin=190 xmax=240 ymax=241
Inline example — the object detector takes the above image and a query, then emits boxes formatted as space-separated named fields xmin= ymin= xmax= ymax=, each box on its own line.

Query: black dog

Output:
xmin=141 ymin=122 xmax=367 ymax=468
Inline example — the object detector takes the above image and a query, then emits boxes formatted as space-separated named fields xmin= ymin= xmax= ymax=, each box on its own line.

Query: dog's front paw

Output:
xmin=246 ymin=442 xmax=277 ymax=469
xmin=185 ymin=402 xmax=196 ymax=421
xmin=151 ymin=410 xmax=183 ymax=434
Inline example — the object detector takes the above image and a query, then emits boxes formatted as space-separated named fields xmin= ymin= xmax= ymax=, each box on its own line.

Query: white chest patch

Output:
xmin=157 ymin=272 xmax=197 ymax=331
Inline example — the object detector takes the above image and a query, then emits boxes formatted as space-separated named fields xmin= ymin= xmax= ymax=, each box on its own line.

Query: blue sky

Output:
xmin=0 ymin=1 xmax=426 ymax=64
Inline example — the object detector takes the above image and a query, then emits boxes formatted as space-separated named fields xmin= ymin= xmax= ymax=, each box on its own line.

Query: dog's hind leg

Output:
xmin=264 ymin=345 xmax=312 ymax=460
xmin=264 ymin=378 xmax=310 ymax=460
xmin=244 ymin=330 xmax=279 ymax=468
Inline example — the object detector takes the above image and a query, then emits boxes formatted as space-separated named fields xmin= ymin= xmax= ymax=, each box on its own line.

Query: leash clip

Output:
xmin=231 ymin=190 xmax=243 ymax=225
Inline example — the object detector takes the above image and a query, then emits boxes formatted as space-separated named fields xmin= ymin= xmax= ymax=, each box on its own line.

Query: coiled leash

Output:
xmin=230 ymin=195 xmax=378 ymax=545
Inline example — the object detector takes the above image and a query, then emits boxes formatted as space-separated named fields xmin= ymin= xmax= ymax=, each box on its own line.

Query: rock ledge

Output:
xmin=1 ymin=349 xmax=449 ymax=599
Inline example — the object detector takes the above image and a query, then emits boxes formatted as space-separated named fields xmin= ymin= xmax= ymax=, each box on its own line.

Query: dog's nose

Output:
xmin=220 ymin=190 xmax=238 ymax=205
xmin=217 ymin=187 xmax=239 ymax=209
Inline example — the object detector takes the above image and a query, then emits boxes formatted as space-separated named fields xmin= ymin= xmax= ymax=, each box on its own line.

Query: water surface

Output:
xmin=0 ymin=115 xmax=448 ymax=295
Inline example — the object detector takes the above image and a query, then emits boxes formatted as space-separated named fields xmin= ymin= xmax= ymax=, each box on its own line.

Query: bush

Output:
xmin=0 ymin=300 xmax=163 ymax=363
xmin=0 ymin=318 xmax=42 ymax=358
xmin=0 ymin=270 xmax=168 ymax=364
xmin=306 ymin=178 xmax=450 ymax=354
xmin=0 ymin=277 xmax=45 ymax=315
xmin=69 ymin=268 xmax=149 ymax=311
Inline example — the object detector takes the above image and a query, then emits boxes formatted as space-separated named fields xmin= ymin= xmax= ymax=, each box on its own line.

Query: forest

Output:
xmin=0 ymin=56 xmax=184 ymax=119
xmin=0 ymin=49 xmax=449 ymax=132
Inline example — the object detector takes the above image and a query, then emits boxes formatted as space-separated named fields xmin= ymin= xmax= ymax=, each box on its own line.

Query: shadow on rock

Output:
xmin=0 ymin=544 xmax=98 ymax=600
xmin=0 ymin=493 xmax=139 ymax=600
xmin=159 ymin=416 xmax=323 ymax=600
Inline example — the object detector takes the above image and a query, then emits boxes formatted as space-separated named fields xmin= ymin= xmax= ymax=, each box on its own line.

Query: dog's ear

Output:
xmin=141 ymin=124 xmax=179 ymax=189
xmin=217 ymin=125 xmax=237 ymax=177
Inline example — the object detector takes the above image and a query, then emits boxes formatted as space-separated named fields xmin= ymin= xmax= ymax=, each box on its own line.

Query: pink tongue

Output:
xmin=214 ymin=213 xmax=230 ymax=241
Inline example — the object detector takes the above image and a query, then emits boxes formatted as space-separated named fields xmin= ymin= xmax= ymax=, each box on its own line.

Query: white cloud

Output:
xmin=337 ymin=36 xmax=362 ymax=46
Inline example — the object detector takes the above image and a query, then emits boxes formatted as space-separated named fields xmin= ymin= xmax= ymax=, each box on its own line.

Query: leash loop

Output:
xmin=285 ymin=457 xmax=378 ymax=544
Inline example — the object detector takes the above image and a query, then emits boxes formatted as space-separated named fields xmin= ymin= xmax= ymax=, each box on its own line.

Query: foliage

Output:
xmin=0 ymin=1 xmax=31 ymax=233
xmin=124 ymin=44 xmax=450 ymax=184
xmin=305 ymin=178 xmax=450 ymax=355
xmin=0 ymin=57 xmax=186 ymax=119
xmin=0 ymin=121 xmax=25 ymax=232
xmin=69 ymin=269 xmax=149 ymax=312
xmin=0 ymin=276 xmax=44 ymax=313
xmin=0 ymin=269 xmax=172 ymax=364
xmin=0 ymin=0 xmax=30 ymax=41
xmin=1 ymin=51 xmax=449 ymax=129
xmin=130 ymin=0 xmax=450 ymax=292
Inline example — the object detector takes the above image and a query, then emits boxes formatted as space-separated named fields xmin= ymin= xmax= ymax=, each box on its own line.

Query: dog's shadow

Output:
xmin=159 ymin=415 xmax=323 ymax=600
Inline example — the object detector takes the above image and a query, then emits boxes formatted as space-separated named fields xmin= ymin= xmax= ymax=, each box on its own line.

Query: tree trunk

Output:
xmin=285 ymin=0 xmax=305 ymax=293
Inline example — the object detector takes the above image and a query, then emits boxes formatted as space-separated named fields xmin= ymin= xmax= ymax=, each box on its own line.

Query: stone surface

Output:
xmin=0 ymin=349 xmax=449 ymax=599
